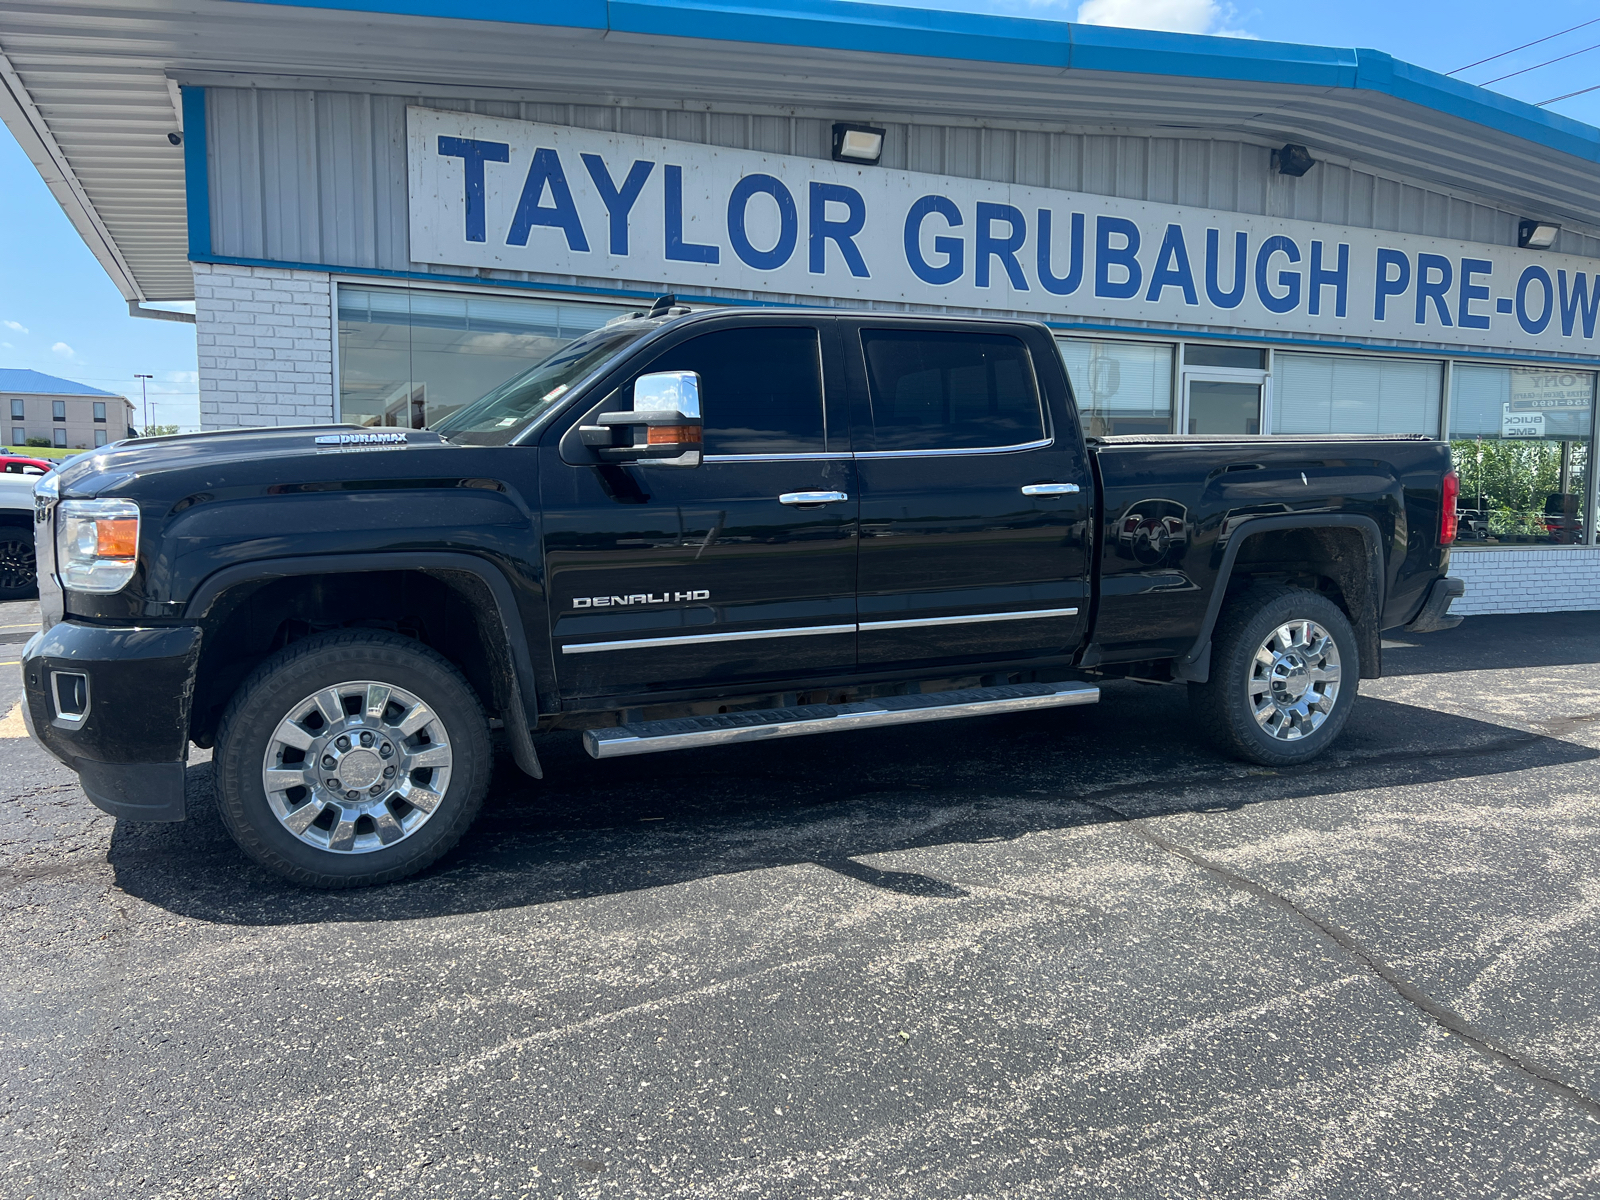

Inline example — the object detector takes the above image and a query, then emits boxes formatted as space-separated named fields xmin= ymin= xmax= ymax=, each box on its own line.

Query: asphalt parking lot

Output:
xmin=3 ymin=603 xmax=1600 ymax=1199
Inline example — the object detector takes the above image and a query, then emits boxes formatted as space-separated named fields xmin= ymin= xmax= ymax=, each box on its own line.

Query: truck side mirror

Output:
xmin=578 ymin=370 xmax=703 ymax=468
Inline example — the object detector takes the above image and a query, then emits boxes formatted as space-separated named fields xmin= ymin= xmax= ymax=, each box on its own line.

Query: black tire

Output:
xmin=1188 ymin=584 xmax=1359 ymax=767
xmin=0 ymin=524 xmax=37 ymax=601
xmin=214 ymin=629 xmax=491 ymax=888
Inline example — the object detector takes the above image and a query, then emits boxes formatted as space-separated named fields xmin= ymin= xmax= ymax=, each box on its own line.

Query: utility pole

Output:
xmin=135 ymin=374 xmax=152 ymax=434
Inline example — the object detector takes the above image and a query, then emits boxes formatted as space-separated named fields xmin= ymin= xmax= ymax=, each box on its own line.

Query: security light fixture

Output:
xmin=166 ymin=131 xmax=182 ymax=146
xmin=1518 ymin=220 xmax=1560 ymax=249
xmin=1272 ymin=144 xmax=1315 ymax=178
xmin=832 ymin=123 xmax=884 ymax=165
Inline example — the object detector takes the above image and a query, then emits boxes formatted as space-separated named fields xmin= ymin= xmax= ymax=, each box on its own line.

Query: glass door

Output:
xmin=1182 ymin=371 xmax=1266 ymax=434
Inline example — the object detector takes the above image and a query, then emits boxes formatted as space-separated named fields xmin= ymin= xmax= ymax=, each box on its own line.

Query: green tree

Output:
xmin=141 ymin=424 xmax=180 ymax=437
xmin=1451 ymin=437 xmax=1588 ymax=539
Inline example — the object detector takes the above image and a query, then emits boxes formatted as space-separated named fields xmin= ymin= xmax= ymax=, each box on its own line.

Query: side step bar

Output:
xmin=583 ymin=680 xmax=1100 ymax=759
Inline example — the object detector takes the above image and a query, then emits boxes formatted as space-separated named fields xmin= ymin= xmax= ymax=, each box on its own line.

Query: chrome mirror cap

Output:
xmin=634 ymin=370 xmax=701 ymax=420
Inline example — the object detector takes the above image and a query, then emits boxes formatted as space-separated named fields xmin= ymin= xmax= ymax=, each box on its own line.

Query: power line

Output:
xmin=1481 ymin=39 xmax=1600 ymax=86
xmin=1449 ymin=17 xmax=1600 ymax=75
xmin=1539 ymin=81 xmax=1600 ymax=105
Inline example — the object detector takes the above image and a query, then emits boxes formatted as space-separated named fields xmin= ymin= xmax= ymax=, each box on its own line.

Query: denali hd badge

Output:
xmin=315 ymin=431 xmax=408 ymax=447
xmin=573 ymin=590 xmax=709 ymax=609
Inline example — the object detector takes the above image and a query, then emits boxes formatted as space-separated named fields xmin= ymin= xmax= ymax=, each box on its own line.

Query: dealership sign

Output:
xmin=409 ymin=107 xmax=1600 ymax=354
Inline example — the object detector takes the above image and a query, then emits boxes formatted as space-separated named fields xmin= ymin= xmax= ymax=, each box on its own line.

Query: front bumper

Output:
xmin=1403 ymin=576 xmax=1466 ymax=634
xmin=23 ymin=621 xmax=202 ymax=822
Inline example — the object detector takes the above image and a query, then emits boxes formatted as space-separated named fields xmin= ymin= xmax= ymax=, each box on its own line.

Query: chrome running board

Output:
xmin=582 ymin=680 xmax=1100 ymax=759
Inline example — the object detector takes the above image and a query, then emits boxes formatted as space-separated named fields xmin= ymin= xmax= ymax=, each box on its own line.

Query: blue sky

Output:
xmin=3 ymin=0 xmax=1600 ymax=431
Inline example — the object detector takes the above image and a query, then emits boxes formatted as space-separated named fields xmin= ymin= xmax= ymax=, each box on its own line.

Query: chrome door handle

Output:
xmin=779 ymin=490 xmax=849 ymax=506
xmin=1021 ymin=482 xmax=1080 ymax=496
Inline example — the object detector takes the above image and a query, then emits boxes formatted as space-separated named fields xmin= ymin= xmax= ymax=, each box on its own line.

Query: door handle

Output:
xmin=779 ymin=491 xmax=850 ymax=506
xmin=1021 ymin=482 xmax=1080 ymax=496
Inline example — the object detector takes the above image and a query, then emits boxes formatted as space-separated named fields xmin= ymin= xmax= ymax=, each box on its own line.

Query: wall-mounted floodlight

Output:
xmin=1518 ymin=220 xmax=1560 ymax=249
xmin=1271 ymin=144 xmax=1315 ymax=177
xmin=832 ymin=123 xmax=885 ymax=165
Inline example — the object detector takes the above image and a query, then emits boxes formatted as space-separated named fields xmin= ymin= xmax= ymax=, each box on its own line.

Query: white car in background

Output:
xmin=0 ymin=456 xmax=60 ymax=602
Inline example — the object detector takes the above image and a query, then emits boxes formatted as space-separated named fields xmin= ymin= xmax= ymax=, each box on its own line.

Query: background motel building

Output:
xmin=0 ymin=369 xmax=136 ymax=451
xmin=5 ymin=0 xmax=1600 ymax=616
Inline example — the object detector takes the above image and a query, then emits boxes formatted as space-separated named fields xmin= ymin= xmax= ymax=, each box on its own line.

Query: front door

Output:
xmin=845 ymin=320 xmax=1092 ymax=673
xmin=542 ymin=319 xmax=858 ymax=700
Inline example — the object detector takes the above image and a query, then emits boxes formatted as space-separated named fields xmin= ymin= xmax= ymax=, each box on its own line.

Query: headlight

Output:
xmin=56 ymin=498 xmax=140 ymax=593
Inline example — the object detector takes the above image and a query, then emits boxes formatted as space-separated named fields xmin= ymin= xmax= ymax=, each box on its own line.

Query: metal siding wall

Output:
xmin=206 ymin=86 xmax=1600 ymax=313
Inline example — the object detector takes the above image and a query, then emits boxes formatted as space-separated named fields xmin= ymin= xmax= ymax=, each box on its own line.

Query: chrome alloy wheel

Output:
xmin=261 ymin=680 xmax=453 ymax=854
xmin=1247 ymin=619 xmax=1342 ymax=741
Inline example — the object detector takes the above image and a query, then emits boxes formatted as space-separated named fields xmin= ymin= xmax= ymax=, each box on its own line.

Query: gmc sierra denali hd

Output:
xmin=23 ymin=303 xmax=1465 ymax=887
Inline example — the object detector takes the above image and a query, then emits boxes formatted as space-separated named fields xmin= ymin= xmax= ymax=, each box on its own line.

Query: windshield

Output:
xmin=432 ymin=322 xmax=654 ymax=445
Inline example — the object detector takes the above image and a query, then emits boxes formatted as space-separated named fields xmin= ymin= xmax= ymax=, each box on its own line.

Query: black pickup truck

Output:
xmin=23 ymin=305 xmax=1464 ymax=887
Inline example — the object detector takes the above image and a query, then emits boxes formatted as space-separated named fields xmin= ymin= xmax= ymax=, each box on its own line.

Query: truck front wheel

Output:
xmin=213 ymin=630 xmax=491 ymax=888
xmin=1189 ymin=584 xmax=1358 ymax=767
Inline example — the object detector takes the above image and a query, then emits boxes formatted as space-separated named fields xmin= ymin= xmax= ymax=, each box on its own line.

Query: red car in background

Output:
xmin=0 ymin=454 xmax=54 ymax=476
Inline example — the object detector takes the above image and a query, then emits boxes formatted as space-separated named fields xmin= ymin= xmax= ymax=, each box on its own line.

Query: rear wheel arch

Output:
xmin=1176 ymin=515 xmax=1385 ymax=684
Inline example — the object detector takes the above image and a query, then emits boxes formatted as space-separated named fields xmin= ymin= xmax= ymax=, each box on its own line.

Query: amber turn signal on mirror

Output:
xmin=647 ymin=425 xmax=702 ymax=445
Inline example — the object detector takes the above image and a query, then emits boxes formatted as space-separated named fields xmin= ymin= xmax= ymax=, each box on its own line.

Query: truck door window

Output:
xmin=860 ymin=330 xmax=1045 ymax=452
xmin=636 ymin=327 xmax=826 ymax=456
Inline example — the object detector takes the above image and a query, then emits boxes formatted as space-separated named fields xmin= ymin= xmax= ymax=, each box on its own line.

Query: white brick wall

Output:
xmin=194 ymin=262 xmax=335 ymax=430
xmin=1449 ymin=548 xmax=1600 ymax=615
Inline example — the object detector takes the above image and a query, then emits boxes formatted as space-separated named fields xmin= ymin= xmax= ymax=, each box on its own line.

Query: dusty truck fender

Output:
xmin=1168 ymin=513 xmax=1386 ymax=685
xmin=185 ymin=550 xmax=545 ymax=779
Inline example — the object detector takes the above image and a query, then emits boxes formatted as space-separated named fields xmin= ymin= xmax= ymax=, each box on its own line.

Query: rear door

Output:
xmin=541 ymin=317 xmax=858 ymax=700
xmin=844 ymin=319 xmax=1092 ymax=672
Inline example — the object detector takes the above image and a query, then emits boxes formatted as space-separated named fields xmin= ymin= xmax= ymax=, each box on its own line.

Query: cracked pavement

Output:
xmin=4 ymin=601 xmax=1600 ymax=1198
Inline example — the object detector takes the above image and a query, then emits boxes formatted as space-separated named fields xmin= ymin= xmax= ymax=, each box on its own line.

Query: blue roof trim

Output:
xmin=192 ymin=252 xmax=1600 ymax=369
xmin=221 ymin=0 xmax=1600 ymax=165
xmin=612 ymin=0 xmax=1073 ymax=69
xmin=0 ymin=369 xmax=117 ymax=396
xmin=182 ymin=86 xmax=211 ymax=259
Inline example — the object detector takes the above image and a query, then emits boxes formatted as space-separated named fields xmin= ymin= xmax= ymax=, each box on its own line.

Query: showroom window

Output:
xmin=1450 ymin=365 xmax=1594 ymax=546
xmin=1057 ymin=339 xmax=1174 ymax=436
xmin=1275 ymin=353 xmax=1442 ymax=437
xmin=337 ymin=285 xmax=632 ymax=429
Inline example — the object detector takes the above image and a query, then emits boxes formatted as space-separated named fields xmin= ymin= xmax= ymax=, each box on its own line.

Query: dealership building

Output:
xmin=4 ymin=0 xmax=1600 ymax=614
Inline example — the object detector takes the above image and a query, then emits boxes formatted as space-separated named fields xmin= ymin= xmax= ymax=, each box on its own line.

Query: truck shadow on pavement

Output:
xmin=105 ymin=682 xmax=1598 ymax=926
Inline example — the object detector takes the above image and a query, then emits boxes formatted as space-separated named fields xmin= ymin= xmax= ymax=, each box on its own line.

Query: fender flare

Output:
xmin=1172 ymin=514 xmax=1386 ymax=685
xmin=186 ymin=551 xmax=544 ymax=779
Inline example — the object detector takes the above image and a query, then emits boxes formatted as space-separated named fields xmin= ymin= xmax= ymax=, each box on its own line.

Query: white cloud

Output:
xmin=163 ymin=370 xmax=199 ymax=385
xmin=50 ymin=342 xmax=74 ymax=358
xmin=3 ymin=320 xmax=27 ymax=334
xmin=1074 ymin=0 xmax=1251 ymax=35
xmin=0 ymin=343 xmax=11 ymax=351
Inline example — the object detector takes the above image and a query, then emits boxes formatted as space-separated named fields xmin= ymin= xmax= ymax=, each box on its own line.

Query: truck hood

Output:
xmin=54 ymin=426 xmax=452 ymax=496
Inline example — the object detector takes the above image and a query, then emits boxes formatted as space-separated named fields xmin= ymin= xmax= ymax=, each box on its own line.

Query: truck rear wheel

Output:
xmin=213 ymin=629 xmax=491 ymax=888
xmin=1188 ymin=584 xmax=1358 ymax=767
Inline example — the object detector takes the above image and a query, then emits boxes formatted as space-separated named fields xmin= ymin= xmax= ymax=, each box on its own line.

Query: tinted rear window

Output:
xmin=861 ymin=330 xmax=1044 ymax=451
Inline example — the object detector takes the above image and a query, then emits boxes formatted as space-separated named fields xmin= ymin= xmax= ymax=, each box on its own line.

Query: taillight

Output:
xmin=1440 ymin=470 xmax=1459 ymax=546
